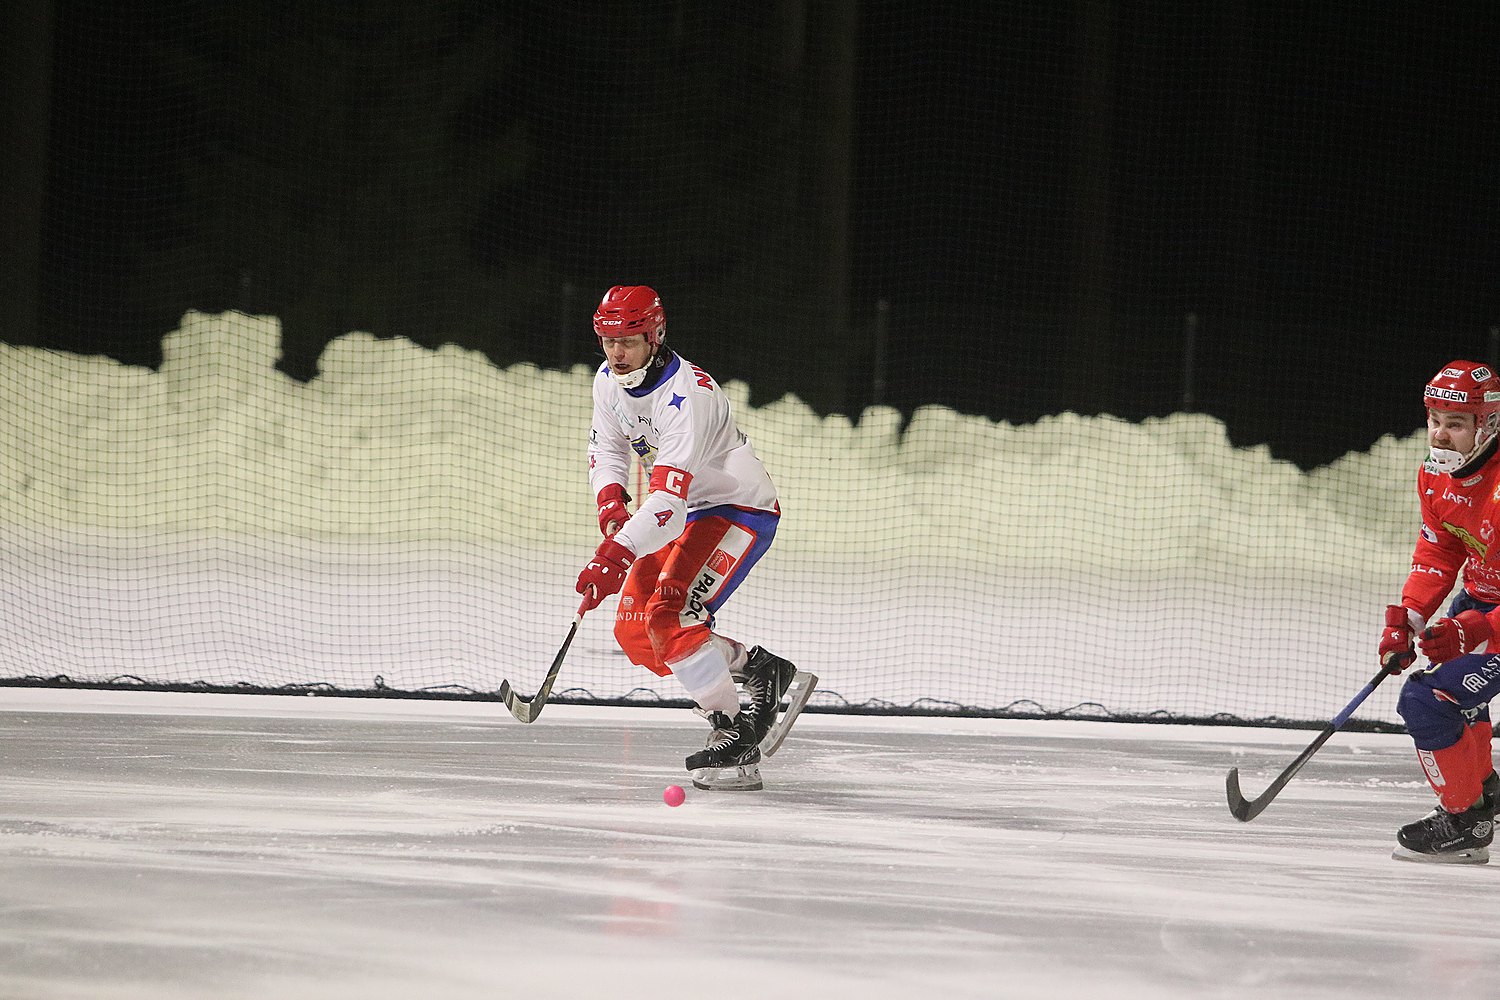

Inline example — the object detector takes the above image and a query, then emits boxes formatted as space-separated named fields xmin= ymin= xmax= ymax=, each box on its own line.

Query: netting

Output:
xmin=4 ymin=2 xmax=1497 ymax=724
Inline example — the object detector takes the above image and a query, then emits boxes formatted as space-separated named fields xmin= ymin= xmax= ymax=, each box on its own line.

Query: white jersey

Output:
xmin=589 ymin=352 xmax=778 ymax=558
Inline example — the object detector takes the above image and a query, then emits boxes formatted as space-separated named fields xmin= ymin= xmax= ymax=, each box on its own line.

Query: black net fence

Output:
xmin=2 ymin=1 xmax=1497 ymax=726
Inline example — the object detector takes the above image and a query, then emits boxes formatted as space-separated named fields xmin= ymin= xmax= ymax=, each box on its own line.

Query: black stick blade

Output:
xmin=1225 ymin=767 xmax=1259 ymax=822
xmin=499 ymin=678 xmax=540 ymax=724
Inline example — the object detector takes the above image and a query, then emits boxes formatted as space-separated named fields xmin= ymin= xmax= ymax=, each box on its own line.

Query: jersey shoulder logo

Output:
xmin=655 ymin=509 xmax=674 ymax=527
xmin=688 ymin=364 xmax=715 ymax=390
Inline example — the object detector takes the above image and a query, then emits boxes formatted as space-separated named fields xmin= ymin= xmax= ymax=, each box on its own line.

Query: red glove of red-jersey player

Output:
xmin=596 ymin=483 xmax=630 ymax=538
xmin=1418 ymin=609 xmax=1493 ymax=663
xmin=1379 ymin=605 xmax=1422 ymax=673
xmin=576 ymin=538 xmax=634 ymax=612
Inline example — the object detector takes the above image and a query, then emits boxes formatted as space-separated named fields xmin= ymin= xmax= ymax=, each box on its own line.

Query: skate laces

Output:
xmin=1420 ymin=806 xmax=1479 ymax=838
xmin=693 ymin=710 xmax=740 ymax=748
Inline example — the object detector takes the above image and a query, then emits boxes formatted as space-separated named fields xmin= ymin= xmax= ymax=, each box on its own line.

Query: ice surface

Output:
xmin=2 ymin=689 xmax=1495 ymax=1000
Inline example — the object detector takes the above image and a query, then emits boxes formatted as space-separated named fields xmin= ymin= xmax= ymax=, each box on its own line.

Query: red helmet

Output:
xmin=1425 ymin=361 xmax=1500 ymax=418
xmin=592 ymin=286 xmax=665 ymax=347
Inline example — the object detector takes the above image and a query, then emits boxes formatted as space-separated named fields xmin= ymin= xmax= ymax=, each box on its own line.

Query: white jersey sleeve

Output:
xmin=611 ymin=387 xmax=698 ymax=557
xmin=587 ymin=365 xmax=633 ymax=499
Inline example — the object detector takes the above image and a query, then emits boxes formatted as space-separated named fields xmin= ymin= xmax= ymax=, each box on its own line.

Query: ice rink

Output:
xmin=2 ymin=688 xmax=1495 ymax=1000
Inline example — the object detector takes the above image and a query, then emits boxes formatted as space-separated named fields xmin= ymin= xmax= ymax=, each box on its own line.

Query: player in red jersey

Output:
xmin=1381 ymin=360 xmax=1500 ymax=862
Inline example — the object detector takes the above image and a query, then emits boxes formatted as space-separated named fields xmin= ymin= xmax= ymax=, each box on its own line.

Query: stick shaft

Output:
xmin=1226 ymin=667 xmax=1391 ymax=821
xmin=500 ymin=607 xmax=586 ymax=723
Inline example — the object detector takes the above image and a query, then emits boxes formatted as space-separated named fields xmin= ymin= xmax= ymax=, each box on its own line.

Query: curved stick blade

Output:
xmin=1225 ymin=767 xmax=1258 ymax=822
xmin=500 ymin=678 xmax=542 ymax=724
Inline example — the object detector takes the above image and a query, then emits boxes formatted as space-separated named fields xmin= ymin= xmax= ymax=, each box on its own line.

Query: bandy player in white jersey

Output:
xmin=574 ymin=285 xmax=817 ymax=790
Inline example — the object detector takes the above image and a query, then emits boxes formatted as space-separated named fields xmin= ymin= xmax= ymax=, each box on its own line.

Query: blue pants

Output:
xmin=1398 ymin=591 xmax=1498 ymax=751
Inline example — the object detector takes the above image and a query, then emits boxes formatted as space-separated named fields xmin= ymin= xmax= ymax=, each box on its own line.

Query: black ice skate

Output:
xmin=737 ymin=646 xmax=818 ymax=757
xmin=1392 ymin=771 xmax=1498 ymax=865
xmin=686 ymin=710 xmax=763 ymax=791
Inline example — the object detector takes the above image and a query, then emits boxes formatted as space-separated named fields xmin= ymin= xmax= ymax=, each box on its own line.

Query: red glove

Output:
xmin=1418 ymin=609 xmax=1494 ymax=663
xmin=1379 ymin=605 xmax=1421 ymax=673
xmin=576 ymin=538 xmax=634 ymax=612
xmin=596 ymin=483 xmax=630 ymax=538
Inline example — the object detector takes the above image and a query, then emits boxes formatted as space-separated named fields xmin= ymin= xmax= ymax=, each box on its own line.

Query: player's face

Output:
xmin=602 ymin=334 xmax=651 ymax=376
xmin=1428 ymin=407 xmax=1477 ymax=455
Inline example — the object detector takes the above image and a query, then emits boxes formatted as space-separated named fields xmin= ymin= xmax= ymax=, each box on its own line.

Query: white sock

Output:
xmin=669 ymin=639 xmax=741 ymax=717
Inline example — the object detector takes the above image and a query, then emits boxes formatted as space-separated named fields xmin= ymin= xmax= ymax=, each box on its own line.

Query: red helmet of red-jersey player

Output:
xmin=1425 ymin=361 xmax=1500 ymax=419
xmin=593 ymin=286 xmax=666 ymax=348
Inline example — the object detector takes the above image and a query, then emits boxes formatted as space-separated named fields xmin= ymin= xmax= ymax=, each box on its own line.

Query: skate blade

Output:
xmin=1391 ymin=844 xmax=1490 ymax=864
xmin=761 ymin=672 xmax=817 ymax=758
xmin=691 ymin=763 xmax=763 ymax=791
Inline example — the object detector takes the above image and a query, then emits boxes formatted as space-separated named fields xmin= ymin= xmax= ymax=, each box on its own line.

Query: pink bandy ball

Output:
xmin=663 ymin=784 xmax=686 ymax=807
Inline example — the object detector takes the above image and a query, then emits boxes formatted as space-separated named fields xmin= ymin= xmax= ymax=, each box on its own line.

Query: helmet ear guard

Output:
xmin=1475 ymin=410 xmax=1500 ymax=453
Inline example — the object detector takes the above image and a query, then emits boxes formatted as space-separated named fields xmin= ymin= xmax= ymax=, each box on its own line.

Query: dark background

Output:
xmin=3 ymin=1 xmax=1498 ymax=468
